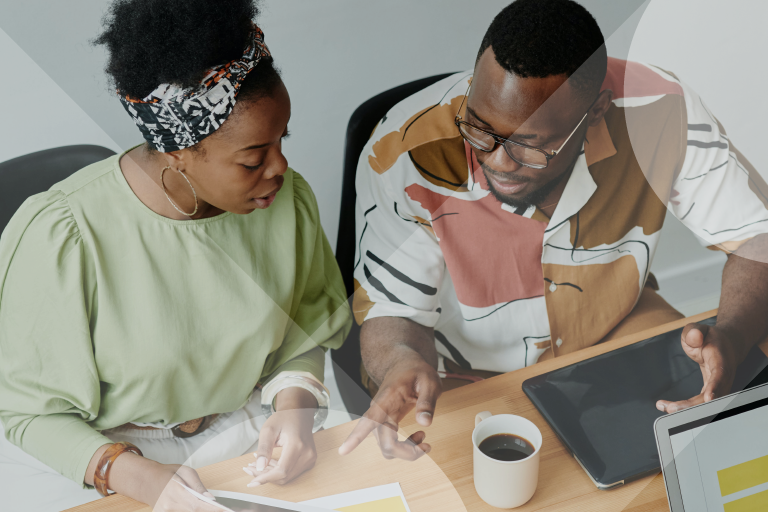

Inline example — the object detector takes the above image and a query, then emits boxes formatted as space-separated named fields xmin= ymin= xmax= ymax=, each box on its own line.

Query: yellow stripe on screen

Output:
xmin=337 ymin=496 xmax=408 ymax=512
xmin=718 ymin=454 xmax=768 ymax=496
xmin=723 ymin=489 xmax=768 ymax=512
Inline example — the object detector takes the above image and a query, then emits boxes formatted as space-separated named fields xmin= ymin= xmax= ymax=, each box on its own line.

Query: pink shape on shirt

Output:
xmin=405 ymin=148 xmax=546 ymax=309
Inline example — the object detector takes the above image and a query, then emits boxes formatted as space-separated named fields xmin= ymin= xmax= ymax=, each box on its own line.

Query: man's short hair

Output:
xmin=478 ymin=0 xmax=607 ymax=102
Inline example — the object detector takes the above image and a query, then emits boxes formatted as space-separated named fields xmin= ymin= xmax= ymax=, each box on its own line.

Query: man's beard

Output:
xmin=482 ymin=164 xmax=570 ymax=210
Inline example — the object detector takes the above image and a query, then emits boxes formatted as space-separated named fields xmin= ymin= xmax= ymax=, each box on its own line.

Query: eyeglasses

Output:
xmin=454 ymin=82 xmax=590 ymax=170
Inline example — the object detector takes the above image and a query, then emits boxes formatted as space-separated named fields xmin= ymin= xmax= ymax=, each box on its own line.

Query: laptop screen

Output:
xmin=668 ymin=397 xmax=768 ymax=512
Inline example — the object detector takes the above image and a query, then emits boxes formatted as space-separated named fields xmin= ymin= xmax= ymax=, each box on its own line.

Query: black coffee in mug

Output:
xmin=478 ymin=433 xmax=535 ymax=461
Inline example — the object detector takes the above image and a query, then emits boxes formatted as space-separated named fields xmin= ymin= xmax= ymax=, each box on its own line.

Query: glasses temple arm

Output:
xmin=551 ymin=111 xmax=590 ymax=157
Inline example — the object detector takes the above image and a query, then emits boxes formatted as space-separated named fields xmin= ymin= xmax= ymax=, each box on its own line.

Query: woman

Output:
xmin=0 ymin=0 xmax=351 ymax=510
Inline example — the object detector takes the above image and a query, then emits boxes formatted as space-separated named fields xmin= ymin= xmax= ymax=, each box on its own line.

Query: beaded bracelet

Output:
xmin=94 ymin=442 xmax=143 ymax=497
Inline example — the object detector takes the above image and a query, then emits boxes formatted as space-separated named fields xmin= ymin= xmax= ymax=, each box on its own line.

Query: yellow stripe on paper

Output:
xmin=724 ymin=489 xmax=768 ymax=512
xmin=718 ymin=454 xmax=768 ymax=496
xmin=337 ymin=496 xmax=408 ymax=512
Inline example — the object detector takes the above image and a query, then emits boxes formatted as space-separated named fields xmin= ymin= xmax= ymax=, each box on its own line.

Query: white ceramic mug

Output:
xmin=472 ymin=411 xmax=542 ymax=508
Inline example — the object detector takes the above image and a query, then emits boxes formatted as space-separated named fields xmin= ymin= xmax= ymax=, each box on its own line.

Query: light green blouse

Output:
xmin=0 ymin=151 xmax=351 ymax=485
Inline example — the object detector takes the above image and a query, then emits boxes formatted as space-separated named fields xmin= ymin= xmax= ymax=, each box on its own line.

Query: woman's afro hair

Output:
xmin=94 ymin=0 xmax=279 ymax=100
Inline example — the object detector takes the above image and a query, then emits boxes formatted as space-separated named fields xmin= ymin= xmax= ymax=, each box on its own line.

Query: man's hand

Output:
xmin=656 ymin=323 xmax=741 ymax=413
xmin=339 ymin=349 xmax=441 ymax=460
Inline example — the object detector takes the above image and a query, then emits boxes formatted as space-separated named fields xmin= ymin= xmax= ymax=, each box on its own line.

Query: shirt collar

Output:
xmin=584 ymin=118 xmax=617 ymax=166
xmin=541 ymin=118 xmax=616 ymax=242
xmin=543 ymin=144 xmax=596 ymax=243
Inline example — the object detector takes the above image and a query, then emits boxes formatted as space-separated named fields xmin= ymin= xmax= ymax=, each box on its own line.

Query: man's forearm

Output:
xmin=717 ymin=234 xmax=768 ymax=360
xmin=360 ymin=317 xmax=437 ymax=385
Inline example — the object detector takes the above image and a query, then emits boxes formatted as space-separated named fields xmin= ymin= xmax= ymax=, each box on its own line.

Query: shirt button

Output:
xmin=549 ymin=282 xmax=557 ymax=292
xmin=556 ymin=338 xmax=563 ymax=347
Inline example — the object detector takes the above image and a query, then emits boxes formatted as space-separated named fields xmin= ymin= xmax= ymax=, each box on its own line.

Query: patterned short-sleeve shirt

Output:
xmin=353 ymin=58 xmax=768 ymax=373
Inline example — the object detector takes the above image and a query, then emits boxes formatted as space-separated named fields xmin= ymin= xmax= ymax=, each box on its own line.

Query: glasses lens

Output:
xmin=503 ymin=142 xmax=548 ymax=169
xmin=458 ymin=123 xmax=495 ymax=152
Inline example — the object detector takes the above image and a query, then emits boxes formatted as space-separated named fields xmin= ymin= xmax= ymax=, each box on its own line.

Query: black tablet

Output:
xmin=522 ymin=316 xmax=768 ymax=489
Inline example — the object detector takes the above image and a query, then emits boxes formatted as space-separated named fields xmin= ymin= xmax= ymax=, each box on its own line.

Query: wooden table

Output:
xmin=71 ymin=309 xmax=762 ymax=512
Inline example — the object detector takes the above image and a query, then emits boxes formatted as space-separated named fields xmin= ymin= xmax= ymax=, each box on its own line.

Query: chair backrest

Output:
xmin=0 ymin=145 xmax=116 ymax=235
xmin=332 ymin=73 xmax=456 ymax=415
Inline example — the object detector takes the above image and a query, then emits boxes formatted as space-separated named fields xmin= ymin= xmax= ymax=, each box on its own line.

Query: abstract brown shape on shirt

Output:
xmin=574 ymin=96 xmax=686 ymax=250
xmin=352 ymin=278 xmax=375 ymax=325
xmin=408 ymin=136 xmax=469 ymax=192
xmin=543 ymin=254 xmax=641 ymax=356
xmin=368 ymin=92 xmax=469 ymax=175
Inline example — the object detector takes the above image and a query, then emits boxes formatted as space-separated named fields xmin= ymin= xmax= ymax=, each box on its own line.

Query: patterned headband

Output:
xmin=118 ymin=23 xmax=271 ymax=153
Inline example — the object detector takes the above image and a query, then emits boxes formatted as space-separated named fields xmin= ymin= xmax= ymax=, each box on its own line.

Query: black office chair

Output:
xmin=0 ymin=145 xmax=116 ymax=235
xmin=332 ymin=73 xmax=456 ymax=415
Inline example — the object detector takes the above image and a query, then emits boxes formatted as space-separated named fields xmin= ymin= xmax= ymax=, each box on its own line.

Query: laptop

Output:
xmin=655 ymin=382 xmax=768 ymax=512
xmin=522 ymin=316 xmax=768 ymax=490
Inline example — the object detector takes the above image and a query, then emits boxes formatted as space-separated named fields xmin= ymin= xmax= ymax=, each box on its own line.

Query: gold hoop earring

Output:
xmin=160 ymin=166 xmax=198 ymax=217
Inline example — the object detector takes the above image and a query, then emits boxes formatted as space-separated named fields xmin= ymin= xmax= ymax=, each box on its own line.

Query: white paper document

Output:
xmin=208 ymin=489 xmax=331 ymax=512
xmin=207 ymin=483 xmax=410 ymax=512
xmin=301 ymin=483 xmax=411 ymax=512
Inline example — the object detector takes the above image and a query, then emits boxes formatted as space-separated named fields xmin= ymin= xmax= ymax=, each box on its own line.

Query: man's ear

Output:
xmin=588 ymin=89 xmax=613 ymax=127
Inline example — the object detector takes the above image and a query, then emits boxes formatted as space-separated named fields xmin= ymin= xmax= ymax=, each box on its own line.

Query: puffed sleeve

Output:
xmin=0 ymin=190 xmax=109 ymax=486
xmin=260 ymin=172 xmax=352 ymax=384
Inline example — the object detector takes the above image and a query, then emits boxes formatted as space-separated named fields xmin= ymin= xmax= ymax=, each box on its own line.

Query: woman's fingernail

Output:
xmin=203 ymin=492 xmax=216 ymax=500
xmin=243 ymin=467 xmax=255 ymax=477
xmin=256 ymin=456 xmax=267 ymax=471
xmin=247 ymin=481 xmax=261 ymax=488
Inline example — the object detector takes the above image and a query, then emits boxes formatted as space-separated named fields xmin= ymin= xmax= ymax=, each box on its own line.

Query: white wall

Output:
xmin=1 ymin=0 xmax=766 ymax=316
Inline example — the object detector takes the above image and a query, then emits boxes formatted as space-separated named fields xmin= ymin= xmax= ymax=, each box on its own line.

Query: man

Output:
xmin=339 ymin=0 xmax=768 ymax=460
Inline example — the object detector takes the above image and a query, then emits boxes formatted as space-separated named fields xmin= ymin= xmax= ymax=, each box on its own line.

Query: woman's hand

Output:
xmin=94 ymin=451 xmax=220 ymax=511
xmin=243 ymin=387 xmax=318 ymax=486
xmin=149 ymin=465 xmax=222 ymax=512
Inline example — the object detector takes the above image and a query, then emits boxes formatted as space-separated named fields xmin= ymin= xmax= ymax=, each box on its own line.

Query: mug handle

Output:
xmin=475 ymin=411 xmax=492 ymax=426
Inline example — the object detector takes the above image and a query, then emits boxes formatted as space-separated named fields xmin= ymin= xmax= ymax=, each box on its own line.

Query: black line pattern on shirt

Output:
xmin=402 ymin=73 xmax=472 ymax=140
xmin=354 ymin=204 xmax=378 ymax=270
xmin=464 ymin=294 xmax=545 ymax=322
xmin=703 ymin=218 xmax=768 ymax=236
xmin=544 ymin=217 xmax=570 ymax=233
xmin=365 ymin=250 xmax=437 ymax=295
xmin=679 ymin=202 xmax=695 ymax=221
xmin=409 ymin=151 xmax=466 ymax=188
xmin=682 ymin=158 xmax=730 ymax=181
xmin=364 ymin=264 xmax=409 ymax=306
xmin=572 ymin=212 xmax=580 ymax=259
xmin=688 ymin=140 xmax=728 ymax=150
xmin=543 ymin=278 xmax=583 ymax=292
xmin=435 ymin=330 xmax=472 ymax=370
xmin=688 ymin=123 xmax=712 ymax=132
xmin=523 ymin=335 xmax=551 ymax=367
xmin=545 ymin=240 xmax=651 ymax=285
xmin=393 ymin=202 xmax=431 ymax=226
xmin=431 ymin=212 xmax=459 ymax=222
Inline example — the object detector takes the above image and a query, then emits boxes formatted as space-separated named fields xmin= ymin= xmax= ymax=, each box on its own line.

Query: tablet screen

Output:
xmin=668 ymin=397 xmax=768 ymax=512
